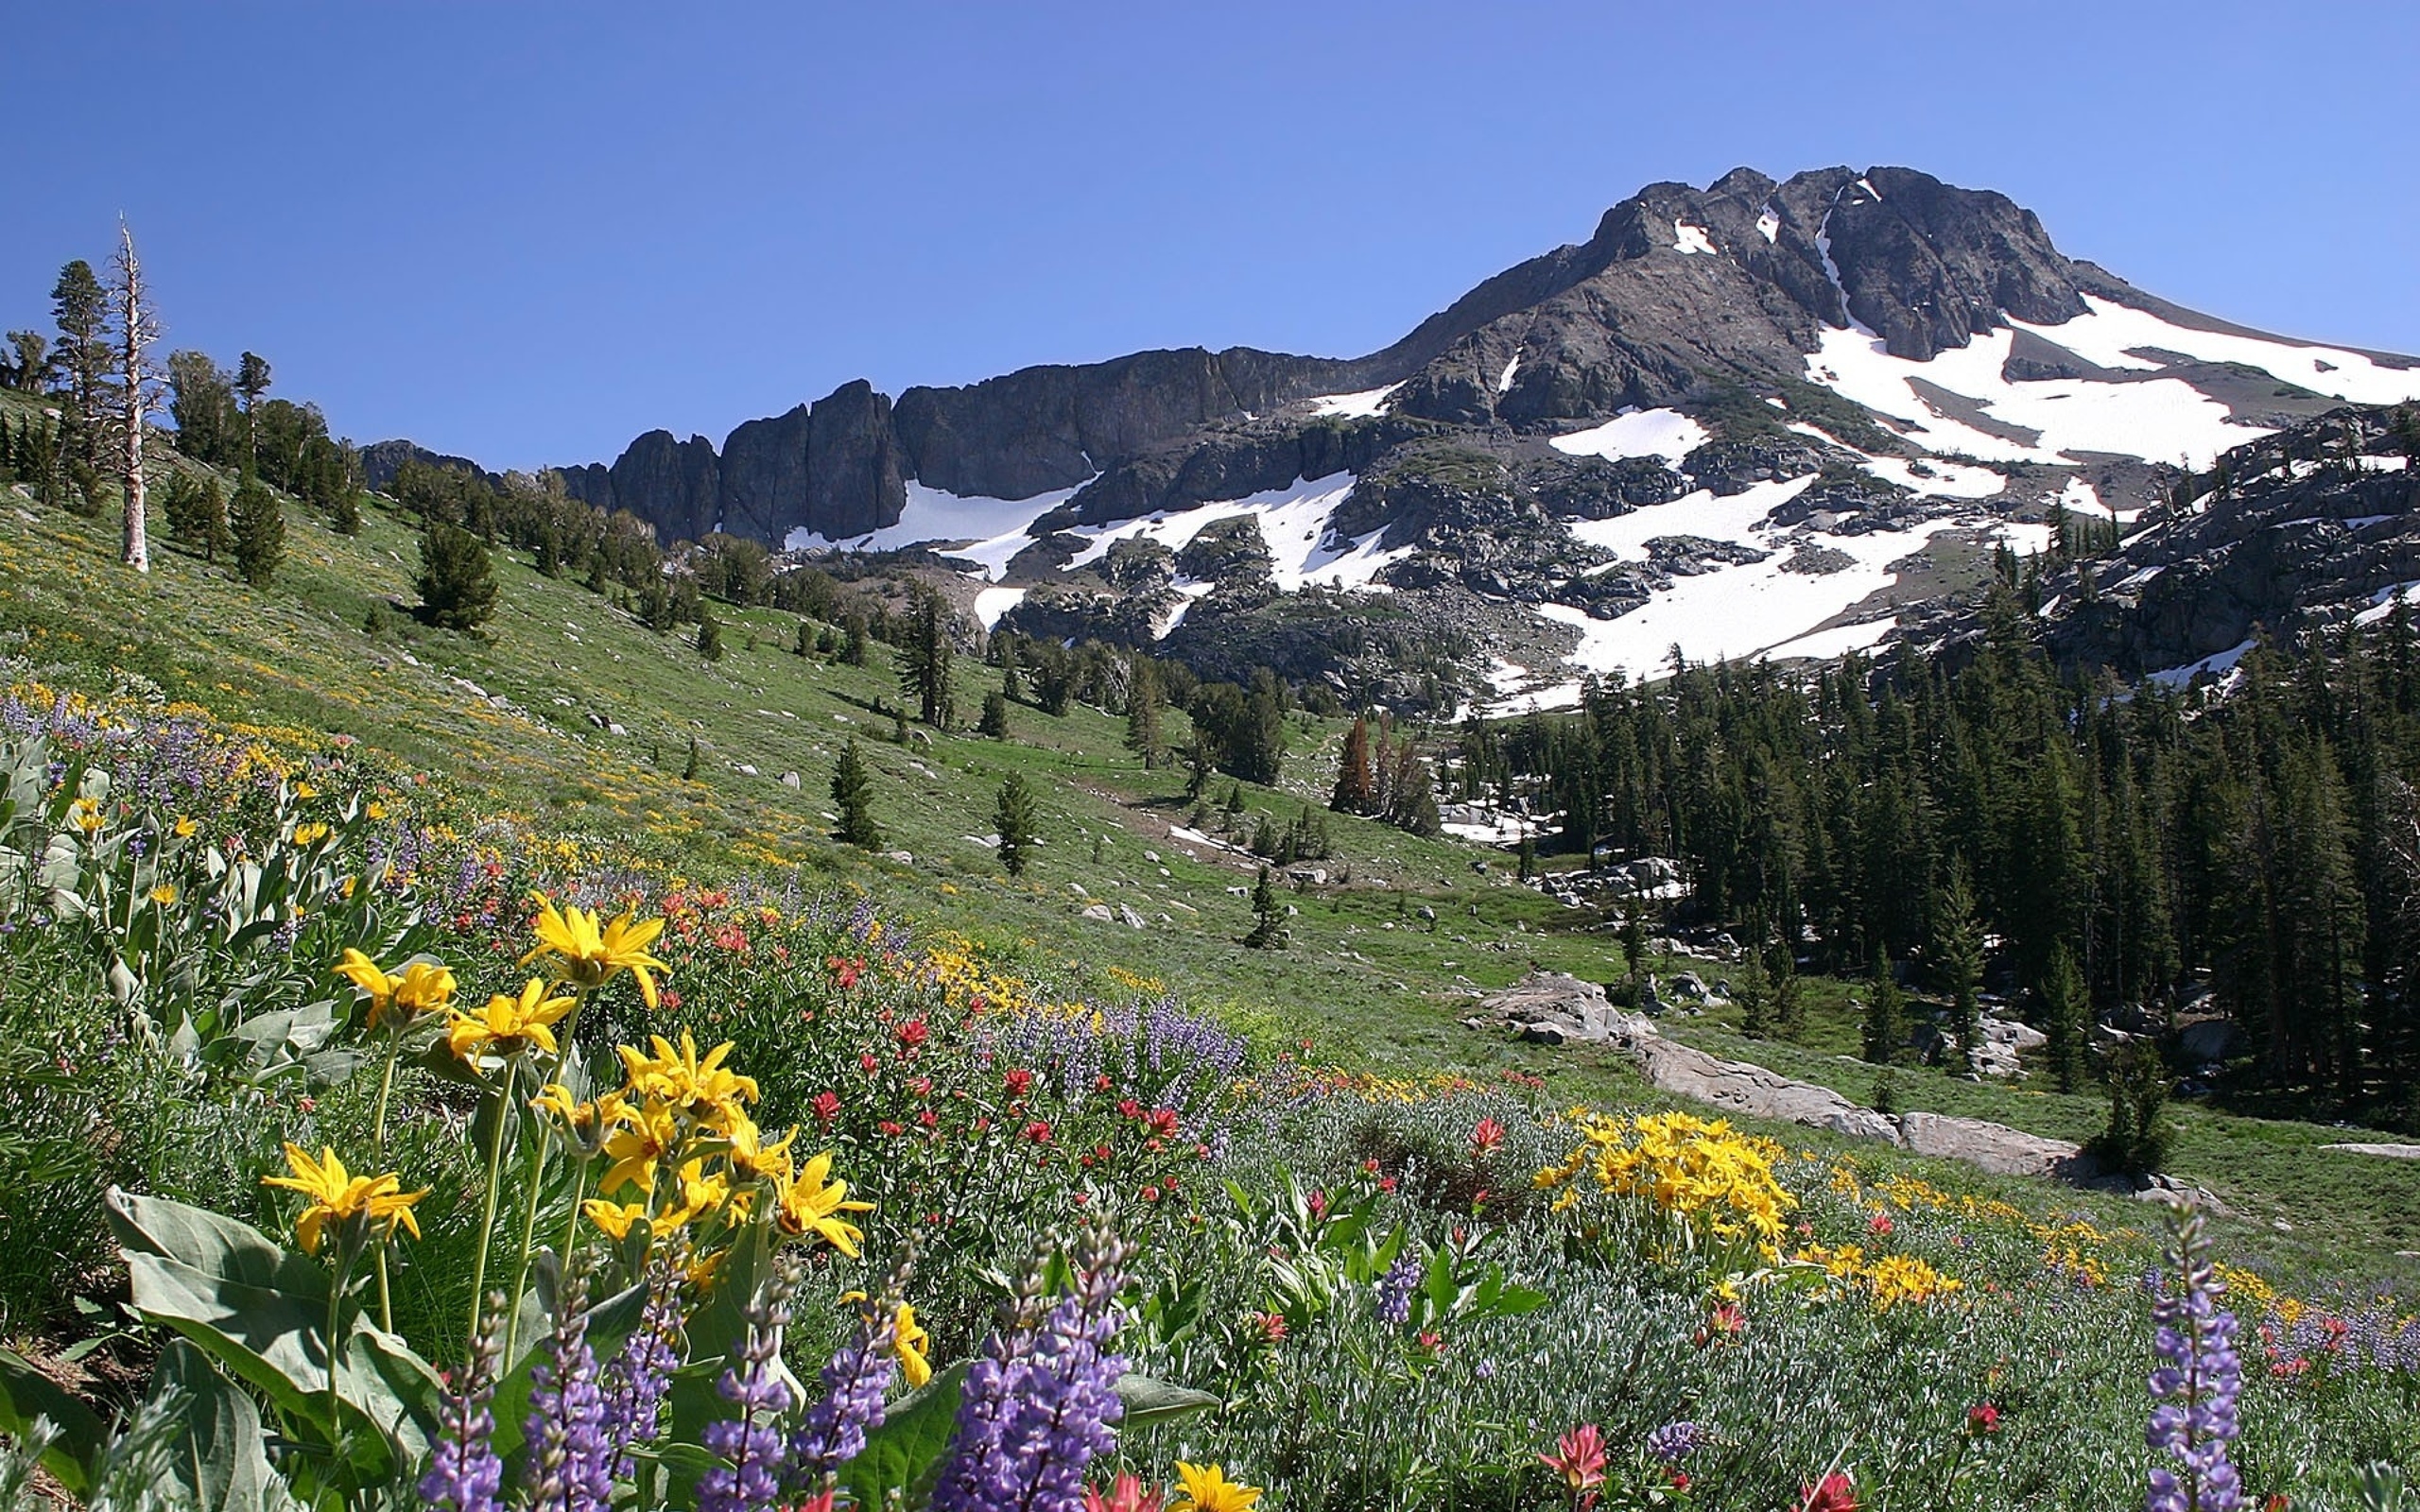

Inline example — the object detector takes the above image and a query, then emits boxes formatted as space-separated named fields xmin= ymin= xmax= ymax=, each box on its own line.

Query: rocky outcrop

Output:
xmin=806 ymin=381 xmax=908 ymax=541
xmin=609 ymin=431 xmax=720 ymax=543
xmin=1467 ymin=971 xmax=2093 ymax=1179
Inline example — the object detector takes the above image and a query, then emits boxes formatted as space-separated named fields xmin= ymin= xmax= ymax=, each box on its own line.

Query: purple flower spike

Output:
xmin=700 ymin=1264 xmax=800 ymax=1512
xmin=420 ymin=1295 xmax=506 ymax=1512
xmin=2146 ymin=1204 xmax=2242 ymax=1512
xmin=929 ymin=1224 xmax=1136 ymax=1512
xmin=1647 ymin=1420 xmax=1704 ymax=1465
xmin=1374 ymin=1252 xmax=1422 ymax=1328
xmin=525 ymin=1264 xmax=614 ymax=1512
xmin=600 ymin=1245 xmax=687 ymax=1481
xmin=786 ymin=1304 xmax=900 ymax=1488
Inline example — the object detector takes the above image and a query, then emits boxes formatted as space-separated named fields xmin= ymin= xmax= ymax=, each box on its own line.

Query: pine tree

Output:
xmin=696 ymin=610 xmax=724 ymax=662
xmin=229 ymin=472 xmax=284 ymax=587
xmin=1860 ymin=954 xmax=1907 ymax=1064
xmin=977 ymin=689 xmax=1010 ymax=740
xmin=109 ymin=223 xmax=162 ymax=572
xmin=896 ymin=587 xmax=954 ymax=728
xmin=1934 ymin=863 xmax=1986 ymax=1070
xmin=1243 ymin=864 xmax=1285 ymax=949
xmin=994 ymin=773 xmax=1038 ymax=877
xmin=49 ymin=260 xmax=111 ymax=468
xmin=234 ymin=351 xmax=271 ymax=462
xmin=1734 ymin=946 xmax=1773 ymax=1038
xmin=794 ymin=619 xmax=814 ymax=657
xmin=1330 ymin=714 xmax=1376 ymax=814
xmin=843 ymin=611 xmax=870 ymax=667
xmin=2040 ymin=942 xmax=2091 ymax=1093
xmin=831 ymin=739 xmax=880 ymax=848
xmin=2095 ymin=1040 xmax=2171 ymax=1174
xmin=417 ymin=522 xmax=498 ymax=630
xmin=1124 ymin=656 xmax=1166 ymax=767
xmin=681 ymin=735 xmax=700 ymax=782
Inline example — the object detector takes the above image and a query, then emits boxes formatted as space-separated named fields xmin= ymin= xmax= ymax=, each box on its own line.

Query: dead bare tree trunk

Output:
xmin=112 ymin=219 xmax=160 ymax=573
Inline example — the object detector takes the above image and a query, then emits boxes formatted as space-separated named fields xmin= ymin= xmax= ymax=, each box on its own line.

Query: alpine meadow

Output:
xmin=5 ymin=10 xmax=2420 ymax=1512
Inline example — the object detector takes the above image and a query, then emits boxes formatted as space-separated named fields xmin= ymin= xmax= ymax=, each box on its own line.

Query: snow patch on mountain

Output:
xmin=2033 ymin=296 xmax=2420 ymax=407
xmin=1308 ymin=383 xmax=1403 ymax=418
xmin=1672 ymin=220 xmax=1717 ymax=255
xmin=2147 ymin=639 xmax=2256 ymax=689
xmin=972 ymin=587 xmax=1027 ymax=630
xmin=787 ymin=478 xmax=1089 ymax=580
xmin=1059 ymin=473 xmax=1410 ymax=594
xmin=1496 ymin=354 xmax=1522 ymax=393
xmin=1548 ymin=407 xmax=1708 ymax=467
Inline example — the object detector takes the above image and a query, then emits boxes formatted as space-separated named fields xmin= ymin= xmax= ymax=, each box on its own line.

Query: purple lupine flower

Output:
xmin=524 ymin=1265 xmax=614 ymax=1512
xmin=2147 ymin=1205 xmax=2243 ymax=1512
xmin=1375 ymin=1252 xmax=1422 ymax=1328
xmin=700 ymin=1265 xmax=799 ymax=1512
xmin=786 ymin=1304 xmax=900 ymax=1488
xmin=599 ymin=1246 xmax=686 ymax=1481
xmin=1646 ymin=1420 xmax=1704 ymax=1465
xmin=930 ymin=1226 xmax=1135 ymax=1512
xmin=420 ymin=1294 xmax=506 ymax=1512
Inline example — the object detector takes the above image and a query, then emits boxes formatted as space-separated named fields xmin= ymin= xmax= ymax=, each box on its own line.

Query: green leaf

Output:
xmin=1114 ymin=1373 xmax=1219 ymax=1427
xmin=0 ymin=1346 xmax=107 ymax=1495
xmin=840 ymin=1360 xmax=967 ymax=1510
xmin=154 ymin=1340 xmax=295 ymax=1512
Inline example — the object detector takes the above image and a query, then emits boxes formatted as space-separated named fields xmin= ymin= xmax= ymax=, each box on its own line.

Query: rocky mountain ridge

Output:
xmin=368 ymin=164 xmax=2420 ymax=709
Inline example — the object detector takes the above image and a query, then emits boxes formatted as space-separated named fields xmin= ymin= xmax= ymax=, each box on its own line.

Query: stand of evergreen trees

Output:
xmin=1461 ymin=589 xmax=2420 ymax=1119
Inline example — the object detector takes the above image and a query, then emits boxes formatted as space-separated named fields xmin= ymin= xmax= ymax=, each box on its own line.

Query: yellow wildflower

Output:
xmin=582 ymin=1198 xmax=648 ymax=1242
xmin=294 ymin=780 xmax=318 ymax=799
xmin=616 ymin=1032 xmax=758 ymax=1128
xmin=147 ymin=883 xmax=178 ymax=906
xmin=657 ymin=1158 xmax=734 ymax=1229
xmin=771 ymin=1149 xmax=873 ymax=1256
xmin=890 ymin=1302 xmax=932 ymax=1388
xmin=173 ymin=816 xmax=198 ymax=838
xmin=293 ymin=822 xmax=332 ymax=846
xmin=447 ymin=979 xmax=577 ymax=1063
xmin=523 ymin=893 xmax=670 ymax=1007
xmin=260 ymin=1143 xmax=426 ymax=1254
xmin=337 ymin=950 xmax=458 ymax=1028
xmin=69 ymin=797 xmax=103 ymax=833
xmin=599 ymin=1097 xmax=681 ymax=1196
xmin=1170 ymin=1463 xmax=1262 ymax=1512
xmin=726 ymin=1113 xmax=795 ymax=1184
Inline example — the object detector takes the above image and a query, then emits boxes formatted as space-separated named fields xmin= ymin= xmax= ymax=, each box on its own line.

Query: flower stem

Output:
xmin=466 ymin=1059 xmax=516 ymax=1360
xmin=503 ymin=988 xmax=588 ymax=1365
xmin=371 ymin=1030 xmax=403 ymax=1332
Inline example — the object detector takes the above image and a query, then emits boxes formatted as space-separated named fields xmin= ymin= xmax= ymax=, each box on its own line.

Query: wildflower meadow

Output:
xmin=0 ymin=688 xmax=2414 ymax=1511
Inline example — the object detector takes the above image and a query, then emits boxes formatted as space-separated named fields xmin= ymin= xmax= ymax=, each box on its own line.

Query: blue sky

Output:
xmin=6 ymin=2 xmax=2416 ymax=470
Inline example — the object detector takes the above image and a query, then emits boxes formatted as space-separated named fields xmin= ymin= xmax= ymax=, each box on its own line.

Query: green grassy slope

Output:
xmin=3 ymin=422 xmax=2413 ymax=1282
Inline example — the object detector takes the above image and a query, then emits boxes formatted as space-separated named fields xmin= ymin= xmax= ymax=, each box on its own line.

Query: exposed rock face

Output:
xmin=2037 ymin=408 xmax=2420 ymax=677
xmin=716 ymin=404 xmax=814 ymax=544
xmin=610 ymin=431 xmax=720 ymax=543
xmin=806 ymin=381 xmax=908 ymax=541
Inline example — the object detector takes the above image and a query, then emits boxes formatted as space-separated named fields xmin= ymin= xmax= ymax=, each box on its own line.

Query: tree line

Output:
xmin=1468 ymin=588 xmax=2420 ymax=1124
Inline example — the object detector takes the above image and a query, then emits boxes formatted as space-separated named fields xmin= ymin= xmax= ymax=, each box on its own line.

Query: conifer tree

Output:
xmin=896 ymin=586 xmax=954 ymax=728
xmin=696 ymin=610 xmax=723 ymax=662
xmin=1243 ymin=864 xmax=1285 ymax=949
xmin=977 ymin=689 xmax=1010 ymax=740
xmin=1331 ymin=714 xmax=1376 ymax=815
xmin=1934 ymin=863 xmax=1986 ymax=1069
xmin=831 ymin=739 xmax=880 ymax=849
xmin=794 ymin=619 xmax=813 ymax=657
xmin=108 ymin=224 xmax=163 ymax=571
xmin=681 ymin=735 xmax=700 ymax=781
xmin=2040 ymin=942 xmax=2091 ymax=1093
xmin=843 ymin=611 xmax=870 ymax=667
xmin=1860 ymin=954 xmax=1907 ymax=1064
xmin=229 ymin=472 xmax=284 ymax=587
xmin=417 ymin=522 xmax=498 ymax=630
xmin=49 ymin=260 xmax=111 ymax=468
xmin=1123 ymin=655 xmax=1166 ymax=768
xmin=234 ymin=351 xmax=271 ymax=462
xmin=994 ymin=773 xmax=1037 ymax=877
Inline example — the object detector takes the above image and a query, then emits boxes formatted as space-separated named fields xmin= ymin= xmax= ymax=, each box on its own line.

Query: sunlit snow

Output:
xmin=1755 ymin=207 xmax=1781 ymax=244
xmin=1307 ymin=383 xmax=1403 ymax=418
xmin=972 ymin=587 xmax=1027 ymax=630
xmin=2146 ymin=639 xmax=2256 ymax=689
xmin=1672 ymin=220 xmax=1717 ymax=255
xmin=786 ymin=478 xmax=1089 ymax=580
xmin=1547 ymin=407 xmax=1709 ymax=467
xmin=1056 ymin=473 xmax=1410 ymax=598
xmin=1496 ymin=354 xmax=1521 ymax=393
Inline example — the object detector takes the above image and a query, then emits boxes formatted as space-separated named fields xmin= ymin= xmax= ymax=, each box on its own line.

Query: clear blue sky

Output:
xmin=7 ymin=2 xmax=2415 ymax=471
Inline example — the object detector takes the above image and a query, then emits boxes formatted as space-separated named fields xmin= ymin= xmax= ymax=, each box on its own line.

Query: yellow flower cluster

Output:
xmin=921 ymin=933 xmax=1036 ymax=1015
xmin=544 ymin=1030 xmax=871 ymax=1259
xmin=1535 ymin=1109 xmax=1795 ymax=1263
xmin=1795 ymin=1242 xmax=1964 ymax=1312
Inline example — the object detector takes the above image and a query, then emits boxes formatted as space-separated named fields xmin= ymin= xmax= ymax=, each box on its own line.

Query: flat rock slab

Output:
xmin=1473 ymin=970 xmax=2089 ymax=1181
xmin=2322 ymin=1143 xmax=2420 ymax=1160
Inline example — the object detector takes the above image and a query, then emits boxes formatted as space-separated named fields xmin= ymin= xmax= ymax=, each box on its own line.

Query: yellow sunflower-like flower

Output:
xmin=1170 ymin=1463 xmax=1263 ymax=1512
xmin=582 ymin=1198 xmax=648 ymax=1242
xmin=446 ymin=978 xmax=576 ymax=1063
xmin=616 ymin=1032 xmax=759 ymax=1128
xmin=336 ymin=950 xmax=458 ymax=1029
xmin=725 ymin=1112 xmax=795 ymax=1184
xmin=770 ymin=1148 xmax=873 ymax=1256
xmin=657 ymin=1158 xmax=735 ymax=1230
xmin=147 ymin=884 xmax=179 ymax=906
xmin=260 ymin=1143 xmax=427 ymax=1255
xmin=292 ymin=821 xmax=332 ymax=846
xmin=523 ymin=893 xmax=670 ymax=1007
xmin=597 ymin=1095 xmax=681 ymax=1197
